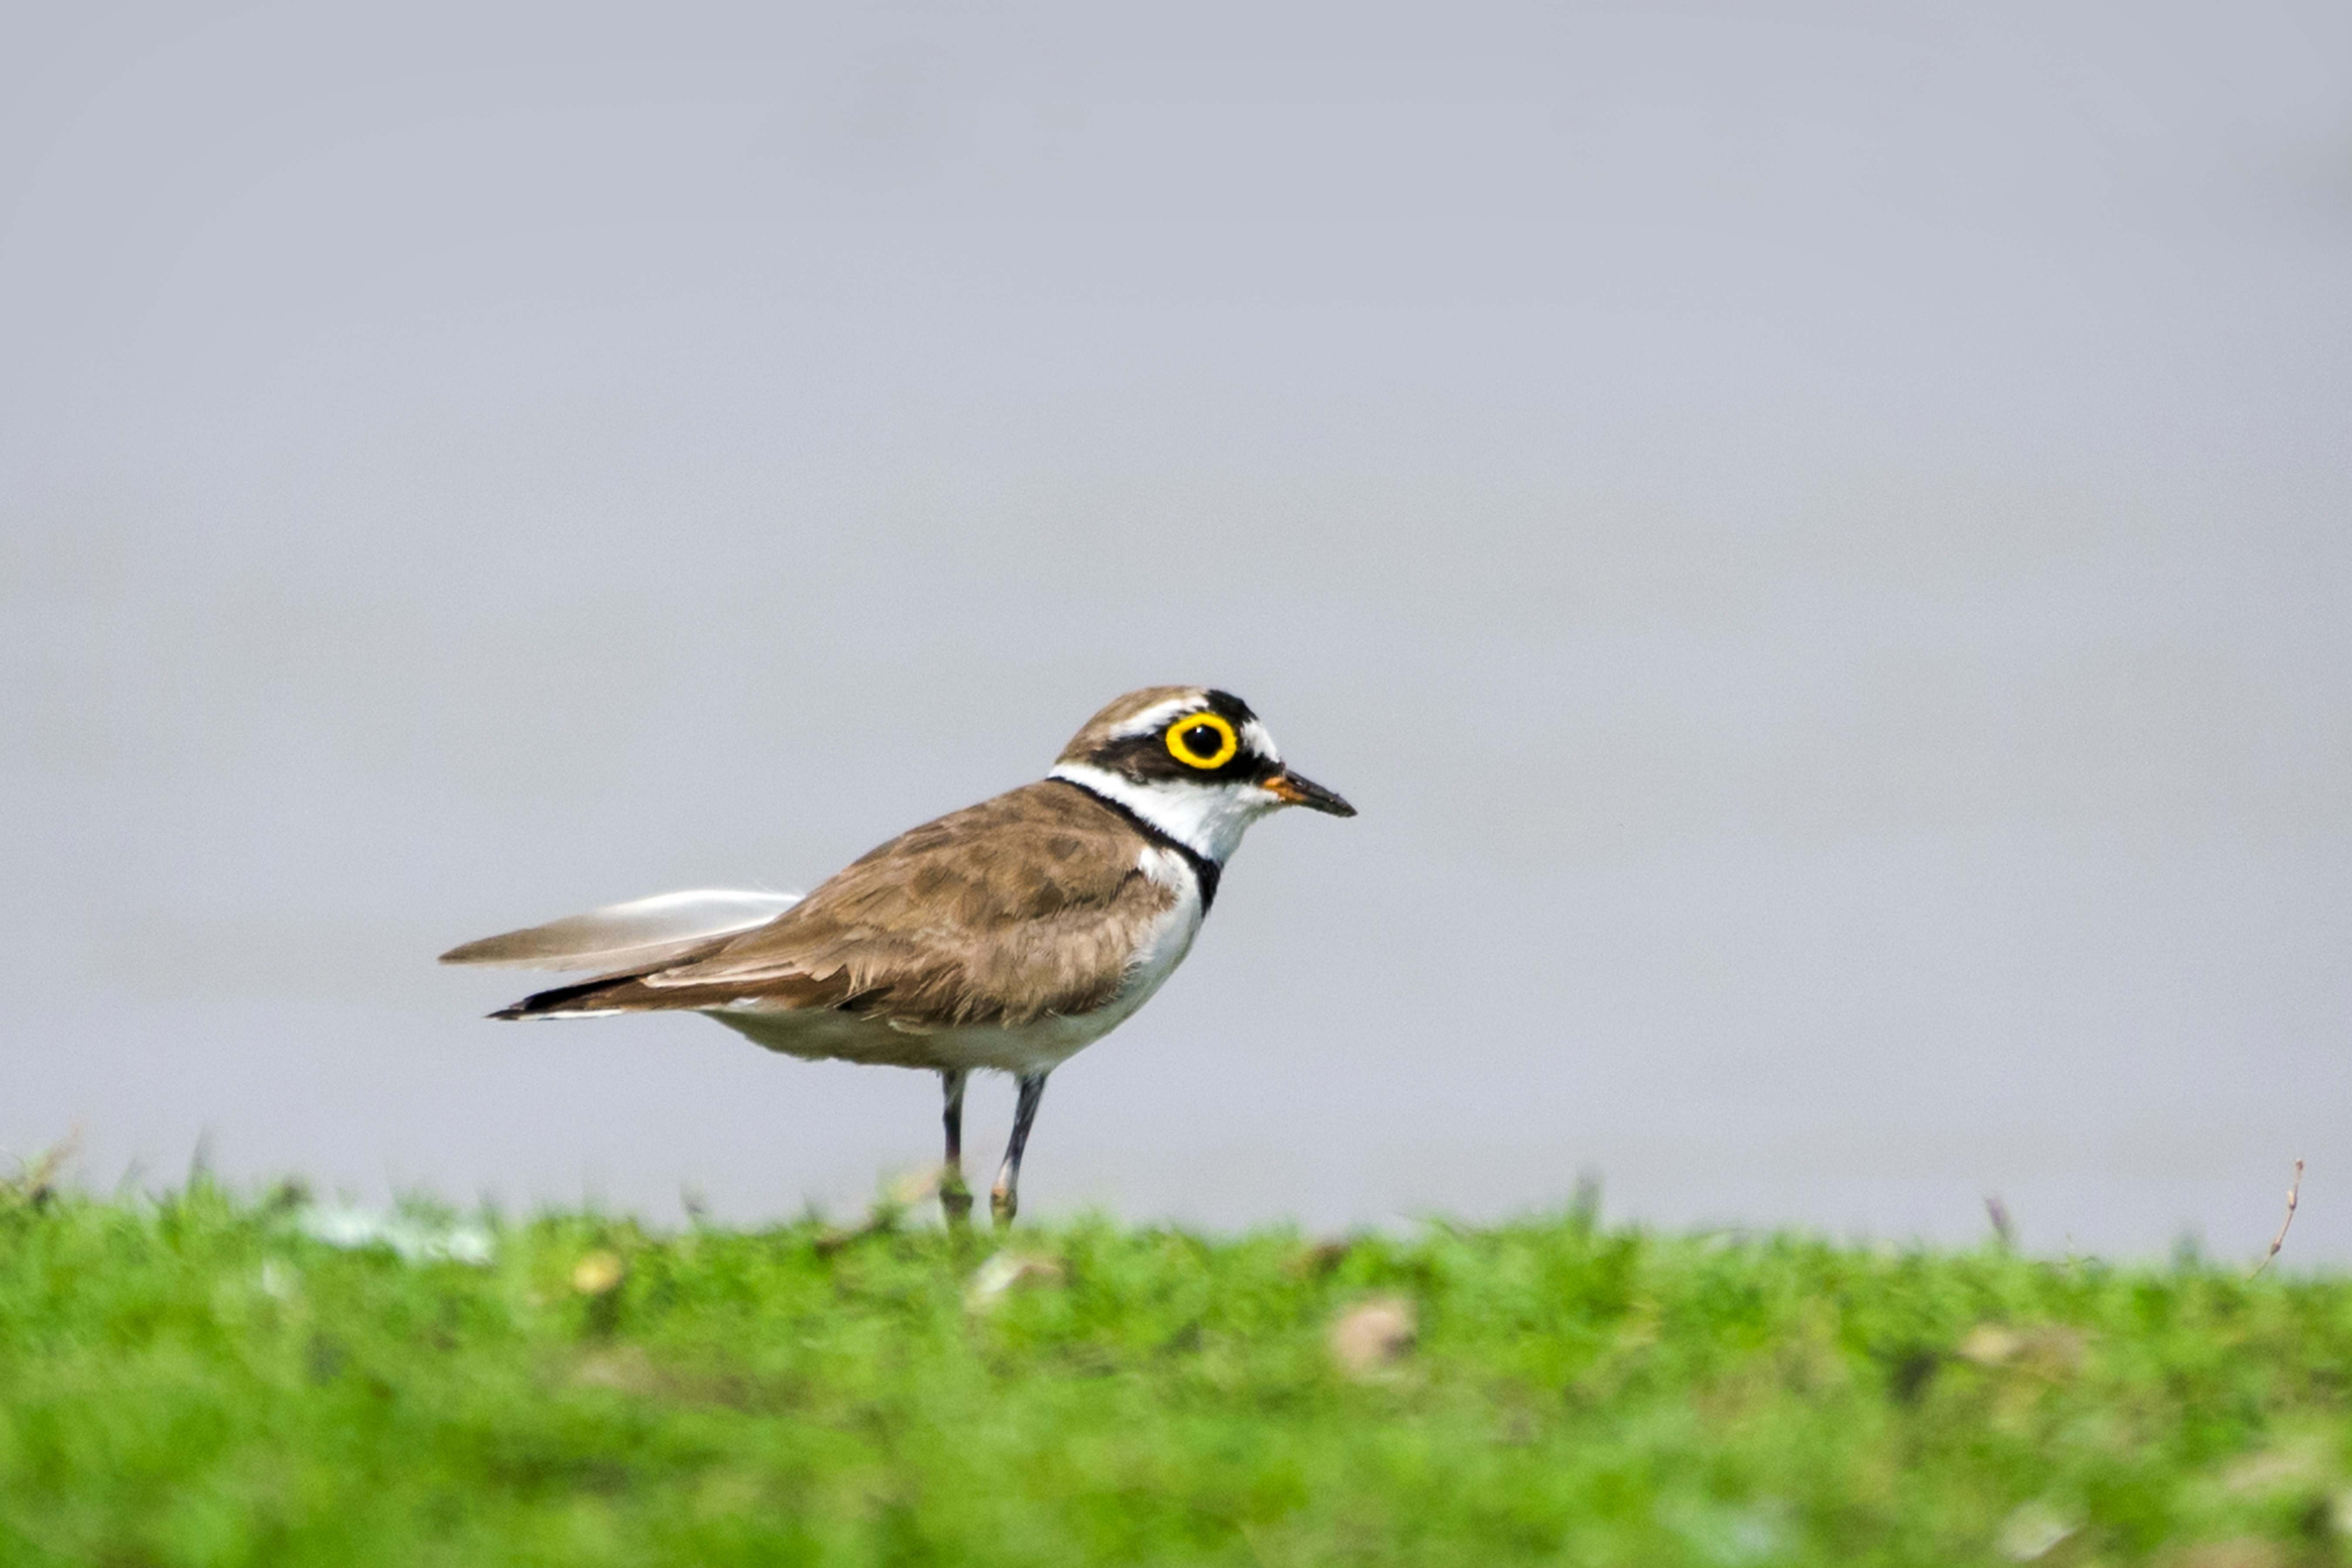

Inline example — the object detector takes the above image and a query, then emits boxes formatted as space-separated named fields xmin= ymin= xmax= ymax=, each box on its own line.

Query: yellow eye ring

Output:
xmin=1166 ymin=712 xmax=1240 ymax=770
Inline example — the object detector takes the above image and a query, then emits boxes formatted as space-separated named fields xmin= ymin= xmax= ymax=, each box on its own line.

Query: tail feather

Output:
xmin=488 ymin=941 xmax=730 ymax=1020
xmin=490 ymin=974 xmax=638 ymax=1020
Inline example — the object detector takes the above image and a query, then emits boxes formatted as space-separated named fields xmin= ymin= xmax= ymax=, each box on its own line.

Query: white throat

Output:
xmin=1049 ymin=763 xmax=1281 ymax=863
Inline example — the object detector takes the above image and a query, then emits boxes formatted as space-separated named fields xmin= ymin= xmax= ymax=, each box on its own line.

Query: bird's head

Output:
xmin=1048 ymin=686 xmax=1355 ymax=863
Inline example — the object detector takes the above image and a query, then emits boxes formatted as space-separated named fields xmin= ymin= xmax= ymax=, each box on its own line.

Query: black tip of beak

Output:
xmin=1271 ymin=770 xmax=1357 ymax=817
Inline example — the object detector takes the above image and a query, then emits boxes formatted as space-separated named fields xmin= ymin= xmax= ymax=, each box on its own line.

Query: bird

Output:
xmin=440 ymin=686 xmax=1356 ymax=1226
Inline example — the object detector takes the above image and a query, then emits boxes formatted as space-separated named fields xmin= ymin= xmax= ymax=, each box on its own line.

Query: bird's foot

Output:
xmin=939 ymin=1172 xmax=974 ymax=1228
xmin=990 ymin=1186 xmax=1017 ymax=1228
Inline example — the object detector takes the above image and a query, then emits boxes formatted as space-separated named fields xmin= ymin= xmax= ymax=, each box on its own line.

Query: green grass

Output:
xmin=2 ymin=1179 xmax=2349 ymax=1567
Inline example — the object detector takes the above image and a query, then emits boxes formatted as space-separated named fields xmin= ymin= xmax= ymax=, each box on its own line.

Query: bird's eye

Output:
xmin=1166 ymin=713 xmax=1240 ymax=770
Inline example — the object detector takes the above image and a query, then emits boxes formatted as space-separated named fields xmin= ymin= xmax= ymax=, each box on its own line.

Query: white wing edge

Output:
xmin=438 ymin=888 xmax=804 ymax=972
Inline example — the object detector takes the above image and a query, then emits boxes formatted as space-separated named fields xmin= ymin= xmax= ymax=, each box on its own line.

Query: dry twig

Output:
xmin=4 ymin=1126 xmax=84 ymax=1207
xmin=2249 ymin=1158 xmax=2304 ymax=1279
xmin=1984 ymin=1193 xmax=2017 ymax=1249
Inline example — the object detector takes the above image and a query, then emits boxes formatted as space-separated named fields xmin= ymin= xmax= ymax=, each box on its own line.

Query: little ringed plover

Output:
xmin=441 ymin=686 xmax=1355 ymax=1225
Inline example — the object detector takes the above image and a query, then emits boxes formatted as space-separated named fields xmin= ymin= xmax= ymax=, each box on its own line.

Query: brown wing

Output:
xmin=498 ymin=781 xmax=1175 ymax=1029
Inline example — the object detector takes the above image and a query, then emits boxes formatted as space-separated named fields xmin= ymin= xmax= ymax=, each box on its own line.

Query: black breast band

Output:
xmin=1051 ymin=779 xmax=1223 ymax=912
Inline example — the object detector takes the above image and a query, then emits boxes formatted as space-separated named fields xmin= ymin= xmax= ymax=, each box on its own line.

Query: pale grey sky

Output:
xmin=4 ymin=1 xmax=2349 ymax=1256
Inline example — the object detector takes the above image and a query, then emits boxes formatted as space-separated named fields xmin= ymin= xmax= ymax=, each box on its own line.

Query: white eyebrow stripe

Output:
xmin=1106 ymin=697 xmax=1201 ymax=740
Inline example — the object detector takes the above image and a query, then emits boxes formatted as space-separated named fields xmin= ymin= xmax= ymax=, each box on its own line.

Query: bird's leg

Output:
xmin=938 ymin=1068 xmax=973 ymax=1227
xmin=989 ymin=1071 xmax=1049 ymax=1228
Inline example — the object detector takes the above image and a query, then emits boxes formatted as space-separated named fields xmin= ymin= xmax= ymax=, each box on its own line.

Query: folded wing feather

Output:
xmin=437 ymin=889 xmax=804 ymax=972
xmin=481 ymin=782 xmax=1178 ymax=1031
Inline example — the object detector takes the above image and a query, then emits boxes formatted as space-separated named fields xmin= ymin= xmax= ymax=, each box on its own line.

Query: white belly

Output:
xmin=707 ymin=846 xmax=1206 ymax=1077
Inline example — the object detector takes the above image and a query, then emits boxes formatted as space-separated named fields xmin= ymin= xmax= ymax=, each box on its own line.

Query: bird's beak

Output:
xmin=1263 ymin=770 xmax=1357 ymax=817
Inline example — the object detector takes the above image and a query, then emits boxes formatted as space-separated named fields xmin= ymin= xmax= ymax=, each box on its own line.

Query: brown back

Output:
xmin=548 ymin=781 xmax=1176 ymax=1029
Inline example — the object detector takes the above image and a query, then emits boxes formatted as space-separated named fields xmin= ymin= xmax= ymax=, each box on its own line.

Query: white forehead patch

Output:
xmin=1239 ymin=718 xmax=1280 ymax=764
